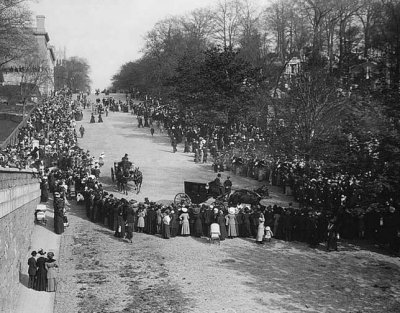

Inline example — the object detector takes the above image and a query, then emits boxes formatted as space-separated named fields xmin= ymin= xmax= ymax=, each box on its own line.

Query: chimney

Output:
xmin=36 ymin=15 xmax=45 ymax=31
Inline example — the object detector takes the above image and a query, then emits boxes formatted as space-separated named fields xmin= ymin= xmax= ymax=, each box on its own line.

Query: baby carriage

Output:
xmin=34 ymin=204 xmax=47 ymax=226
xmin=209 ymin=223 xmax=221 ymax=245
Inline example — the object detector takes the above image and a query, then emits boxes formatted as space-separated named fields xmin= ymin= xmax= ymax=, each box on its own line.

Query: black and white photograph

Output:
xmin=1 ymin=0 xmax=400 ymax=312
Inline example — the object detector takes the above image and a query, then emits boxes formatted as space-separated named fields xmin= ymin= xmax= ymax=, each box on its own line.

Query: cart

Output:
xmin=34 ymin=204 xmax=47 ymax=226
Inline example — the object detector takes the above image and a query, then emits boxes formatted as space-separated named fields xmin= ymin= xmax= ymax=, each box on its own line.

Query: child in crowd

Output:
xmin=265 ymin=226 xmax=273 ymax=242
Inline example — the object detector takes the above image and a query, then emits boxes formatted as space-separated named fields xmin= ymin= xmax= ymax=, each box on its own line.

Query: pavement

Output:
xmin=15 ymin=198 xmax=62 ymax=313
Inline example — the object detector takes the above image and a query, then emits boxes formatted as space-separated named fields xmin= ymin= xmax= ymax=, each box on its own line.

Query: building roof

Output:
xmin=33 ymin=28 xmax=50 ymax=42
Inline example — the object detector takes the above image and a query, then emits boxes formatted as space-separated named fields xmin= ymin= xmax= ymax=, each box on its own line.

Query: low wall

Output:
xmin=0 ymin=169 xmax=41 ymax=313
xmin=0 ymin=112 xmax=23 ymax=123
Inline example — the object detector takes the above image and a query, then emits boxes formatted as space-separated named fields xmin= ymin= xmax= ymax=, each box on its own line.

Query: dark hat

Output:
xmin=31 ymin=251 xmax=37 ymax=256
xmin=38 ymin=249 xmax=46 ymax=255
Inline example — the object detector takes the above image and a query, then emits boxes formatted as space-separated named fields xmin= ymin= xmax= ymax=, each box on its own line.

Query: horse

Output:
xmin=133 ymin=168 xmax=143 ymax=194
xmin=116 ymin=168 xmax=128 ymax=195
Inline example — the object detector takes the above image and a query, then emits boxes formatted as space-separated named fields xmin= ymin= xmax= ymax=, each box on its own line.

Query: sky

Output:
xmin=29 ymin=0 xmax=220 ymax=89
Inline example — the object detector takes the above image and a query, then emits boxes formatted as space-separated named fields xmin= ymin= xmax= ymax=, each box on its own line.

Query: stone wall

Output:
xmin=0 ymin=169 xmax=40 ymax=313
xmin=0 ymin=112 xmax=23 ymax=123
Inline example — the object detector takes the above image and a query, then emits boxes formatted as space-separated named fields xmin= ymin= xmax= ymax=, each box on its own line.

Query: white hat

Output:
xmin=181 ymin=207 xmax=187 ymax=213
xmin=228 ymin=207 xmax=236 ymax=214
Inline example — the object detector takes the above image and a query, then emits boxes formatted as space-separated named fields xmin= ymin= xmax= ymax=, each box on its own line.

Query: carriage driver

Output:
xmin=120 ymin=153 xmax=134 ymax=173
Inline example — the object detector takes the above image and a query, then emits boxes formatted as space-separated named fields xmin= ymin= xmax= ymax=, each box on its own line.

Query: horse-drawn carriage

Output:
xmin=174 ymin=180 xmax=231 ymax=207
xmin=111 ymin=160 xmax=143 ymax=194
xmin=174 ymin=180 xmax=267 ymax=208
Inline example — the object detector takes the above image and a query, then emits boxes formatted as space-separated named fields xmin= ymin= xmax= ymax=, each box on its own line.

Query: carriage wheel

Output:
xmin=111 ymin=167 xmax=115 ymax=182
xmin=174 ymin=193 xmax=191 ymax=206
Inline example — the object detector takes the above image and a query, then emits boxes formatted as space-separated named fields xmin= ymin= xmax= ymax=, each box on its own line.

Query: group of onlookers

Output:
xmin=27 ymin=249 xmax=58 ymax=292
xmin=124 ymin=96 xmax=400 ymax=255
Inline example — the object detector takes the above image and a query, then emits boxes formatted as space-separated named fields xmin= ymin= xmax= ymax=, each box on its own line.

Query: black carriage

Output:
xmin=174 ymin=181 xmax=208 ymax=205
xmin=174 ymin=180 xmax=267 ymax=207
xmin=174 ymin=180 xmax=226 ymax=206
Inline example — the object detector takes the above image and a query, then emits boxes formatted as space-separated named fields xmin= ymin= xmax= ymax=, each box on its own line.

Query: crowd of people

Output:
xmin=76 ymin=182 xmax=397 ymax=255
xmin=1 ymin=89 xmax=398 ymax=280
xmin=124 ymin=96 xmax=400 ymax=254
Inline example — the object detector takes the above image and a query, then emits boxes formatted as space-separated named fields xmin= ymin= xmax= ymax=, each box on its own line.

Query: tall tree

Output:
xmin=212 ymin=0 xmax=243 ymax=49
xmin=64 ymin=57 xmax=91 ymax=93
xmin=276 ymin=69 xmax=347 ymax=160
xmin=171 ymin=46 xmax=262 ymax=124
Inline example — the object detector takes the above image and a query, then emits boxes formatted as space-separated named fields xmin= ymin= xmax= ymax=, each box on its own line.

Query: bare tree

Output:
xmin=180 ymin=7 xmax=215 ymax=51
xmin=0 ymin=0 xmax=34 ymax=67
xmin=212 ymin=0 xmax=243 ymax=49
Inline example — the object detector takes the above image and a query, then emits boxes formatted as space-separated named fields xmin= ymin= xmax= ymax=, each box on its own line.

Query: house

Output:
xmin=1 ymin=16 xmax=55 ymax=97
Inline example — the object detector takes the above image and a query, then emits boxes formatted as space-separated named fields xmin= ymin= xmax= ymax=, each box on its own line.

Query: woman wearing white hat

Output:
xmin=179 ymin=207 xmax=190 ymax=236
xmin=225 ymin=207 xmax=238 ymax=238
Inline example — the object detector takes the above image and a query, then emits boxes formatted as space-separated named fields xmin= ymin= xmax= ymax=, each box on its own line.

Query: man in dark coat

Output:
xmin=79 ymin=125 xmax=85 ymax=138
xmin=53 ymin=193 xmax=65 ymax=234
xmin=223 ymin=176 xmax=232 ymax=195
xmin=146 ymin=207 xmax=157 ymax=235
xmin=170 ymin=210 xmax=179 ymax=237
xmin=28 ymin=251 xmax=37 ymax=288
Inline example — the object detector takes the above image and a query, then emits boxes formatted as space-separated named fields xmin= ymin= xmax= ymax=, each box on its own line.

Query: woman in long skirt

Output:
xmin=126 ymin=204 xmax=135 ymax=243
xmin=179 ymin=208 xmax=190 ymax=236
xmin=163 ymin=210 xmax=171 ymax=239
xmin=45 ymin=252 xmax=58 ymax=292
xmin=217 ymin=210 xmax=227 ymax=240
xmin=34 ymin=249 xmax=47 ymax=291
xmin=137 ymin=209 xmax=145 ymax=232
xmin=256 ymin=211 xmax=265 ymax=244
xmin=193 ymin=207 xmax=203 ymax=237
xmin=242 ymin=208 xmax=252 ymax=237
xmin=225 ymin=208 xmax=238 ymax=238
xmin=170 ymin=210 xmax=179 ymax=237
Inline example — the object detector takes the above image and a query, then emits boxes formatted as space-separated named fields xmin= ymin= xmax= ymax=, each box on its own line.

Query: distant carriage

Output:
xmin=74 ymin=110 xmax=83 ymax=121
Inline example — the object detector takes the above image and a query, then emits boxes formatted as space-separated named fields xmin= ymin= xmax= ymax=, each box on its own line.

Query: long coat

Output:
xmin=193 ymin=212 xmax=203 ymax=237
xmin=34 ymin=256 xmax=47 ymax=291
xmin=28 ymin=256 xmax=37 ymax=276
xmin=170 ymin=212 xmax=179 ymax=237
xmin=217 ymin=214 xmax=227 ymax=240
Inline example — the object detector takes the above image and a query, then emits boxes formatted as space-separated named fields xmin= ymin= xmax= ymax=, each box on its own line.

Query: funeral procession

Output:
xmin=1 ymin=0 xmax=400 ymax=313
